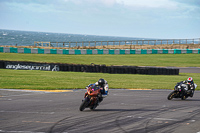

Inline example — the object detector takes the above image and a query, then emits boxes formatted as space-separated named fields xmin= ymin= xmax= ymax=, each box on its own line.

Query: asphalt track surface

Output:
xmin=1 ymin=89 xmax=200 ymax=133
xmin=176 ymin=67 xmax=200 ymax=73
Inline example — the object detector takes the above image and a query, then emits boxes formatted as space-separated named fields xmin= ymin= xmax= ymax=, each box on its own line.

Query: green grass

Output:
xmin=1 ymin=53 xmax=200 ymax=67
xmin=0 ymin=53 xmax=200 ymax=90
xmin=0 ymin=69 xmax=199 ymax=90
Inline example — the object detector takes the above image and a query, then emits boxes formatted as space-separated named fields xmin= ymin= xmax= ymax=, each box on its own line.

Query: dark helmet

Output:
xmin=98 ymin=78 xmax=105 ymax=87
xmin=187 ymin=77 xmax=193 ymax=84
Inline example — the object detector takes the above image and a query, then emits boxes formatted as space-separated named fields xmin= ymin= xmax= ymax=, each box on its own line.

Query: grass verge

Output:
xmin=0 ymin=69 xmax=199 ymax=90
xmin=0 ymin=53 xmax=200 ymax=67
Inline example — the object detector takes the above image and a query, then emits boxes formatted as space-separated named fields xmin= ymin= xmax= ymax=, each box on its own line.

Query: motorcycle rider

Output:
xmin=86 ymin=78 xmax=109 ymax=103
xmin=182 ymin=77 xmax=195 ymax=97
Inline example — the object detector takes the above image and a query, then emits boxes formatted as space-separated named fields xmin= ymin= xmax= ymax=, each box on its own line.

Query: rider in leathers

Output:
xmin=86 ymin=78 xmax=109 ymax=103
xmin=182 ymin=77 xmax=195 ymax=97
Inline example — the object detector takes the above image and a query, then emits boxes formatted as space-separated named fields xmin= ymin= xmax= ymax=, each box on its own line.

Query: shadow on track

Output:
xmin=169 ymin=98 xmax=200 ymax=101
xmin=84 ymin=108 xmax=158 ymax=112
xmin=186 ymin=99 xmax=200 ymax=101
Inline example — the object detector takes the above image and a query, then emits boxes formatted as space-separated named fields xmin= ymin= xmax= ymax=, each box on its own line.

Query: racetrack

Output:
xmin=1 ymin=89 xmax=200 ymax=133
xmin=176 ymin=67 xmax=200 ymax=73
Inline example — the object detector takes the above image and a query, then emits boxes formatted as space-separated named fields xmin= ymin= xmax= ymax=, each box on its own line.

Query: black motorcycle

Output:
xmin=167 ymin=81 xmax=197 ymax=100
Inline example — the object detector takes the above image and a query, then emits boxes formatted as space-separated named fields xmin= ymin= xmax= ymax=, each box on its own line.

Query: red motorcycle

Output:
xmin=79 ymin=85 xmax=101 ymax=111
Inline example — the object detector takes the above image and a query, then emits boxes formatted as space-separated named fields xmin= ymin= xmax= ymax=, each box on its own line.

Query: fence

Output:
xmin=1 ymin=47 xmax=200 ymax=54
xmin=34 ymin=38 xmax=200 ymax=48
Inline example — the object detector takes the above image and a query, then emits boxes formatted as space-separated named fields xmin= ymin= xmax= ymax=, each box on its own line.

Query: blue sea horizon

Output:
xmin=0 ymin=29 xmax=149 ymax=46
xmin=0 ymin=29 xmax=198 ymax=47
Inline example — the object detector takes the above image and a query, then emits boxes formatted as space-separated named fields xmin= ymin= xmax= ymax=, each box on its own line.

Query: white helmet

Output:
xmin=187 ymin=77 xmax=193 ymax=84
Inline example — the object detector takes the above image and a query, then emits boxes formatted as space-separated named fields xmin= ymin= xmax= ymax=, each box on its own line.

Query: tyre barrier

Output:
xmin=0 ymin=60 xmax=179 ymax=75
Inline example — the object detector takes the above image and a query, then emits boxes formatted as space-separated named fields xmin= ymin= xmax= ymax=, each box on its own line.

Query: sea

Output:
xmin=0 ymin=29 xmax=198 ymax=47
xmin=0 ymin=29 xmax=148 ymax=46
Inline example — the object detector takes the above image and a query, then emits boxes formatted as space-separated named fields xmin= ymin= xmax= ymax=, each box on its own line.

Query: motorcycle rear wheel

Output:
xmin=181 ymin=95 xmax=186 ymax=100
xmin=167 ymin=91 xmax=175 ymax=100
xmin=90 ymin=105 xmax=97 ymax=110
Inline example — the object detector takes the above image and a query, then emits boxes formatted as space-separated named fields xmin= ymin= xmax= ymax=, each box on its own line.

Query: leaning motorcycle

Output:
xmin=168 ymin=81 xmax=197 ymax=100
xmin=79 ymin=85 xmax=101 ymax=111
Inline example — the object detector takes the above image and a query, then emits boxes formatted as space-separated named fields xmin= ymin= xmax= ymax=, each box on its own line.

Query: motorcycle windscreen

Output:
xmin=92 ymin=86 xmax=100 ymax=91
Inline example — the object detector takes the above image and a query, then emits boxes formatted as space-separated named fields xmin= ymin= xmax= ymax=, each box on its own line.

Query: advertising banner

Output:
xmin=5 ymin=61 xmax=59 ymax=71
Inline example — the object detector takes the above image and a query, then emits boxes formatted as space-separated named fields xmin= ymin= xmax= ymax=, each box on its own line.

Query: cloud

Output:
xmin=1 ymin=0 xmax=198 ymax=12
xmin=115 ymin=0 xmax=178 ymax=9
xmin=99 ymin=0 xmax=115 ymax=6
xmin=172 ymin=0 xmax=200 ymax=6
xmin=0 ymin=0 xmax=199 ymax=38
xmin=63 ymin=0 xmax=179 ymax=9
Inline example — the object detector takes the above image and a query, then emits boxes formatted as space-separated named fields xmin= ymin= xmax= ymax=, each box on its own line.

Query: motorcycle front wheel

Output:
xmin=79 ymin=98 xmax=89 ymax=111
xmin=167 ymin=91 xmax=175 ymax=100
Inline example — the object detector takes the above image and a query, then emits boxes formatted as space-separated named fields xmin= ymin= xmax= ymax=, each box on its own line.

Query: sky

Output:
xmin=0 ymin=0 xmax=200 ymax=39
